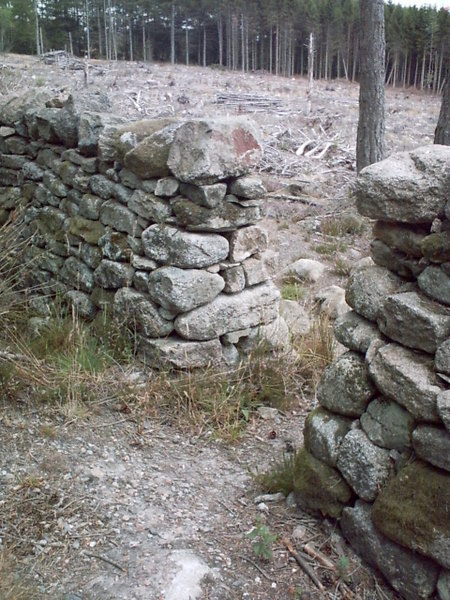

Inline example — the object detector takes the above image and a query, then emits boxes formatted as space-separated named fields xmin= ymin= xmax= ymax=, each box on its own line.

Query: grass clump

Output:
xmin=255 ymin=449 xmax=299 ymax=496
xmin=320 ymin=214 xmax=364 ymax=238
xmin=281 ymin=282 xmax=305 ymax=302
xmin=0 ymin=550 xmax=40 ymax=600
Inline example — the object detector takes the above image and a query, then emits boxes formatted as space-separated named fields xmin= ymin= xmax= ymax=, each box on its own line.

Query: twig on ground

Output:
xmin=282 ymin=537 xmax=325 ymax=592
xmin=84 ymin=551 xmax=126 ymax=573
xmin=236 ymin=554 xmax=274 ymax=581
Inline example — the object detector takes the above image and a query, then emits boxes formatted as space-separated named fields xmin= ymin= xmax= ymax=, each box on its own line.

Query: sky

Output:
xmin=394 ymin=0 xmax=449 ymax=7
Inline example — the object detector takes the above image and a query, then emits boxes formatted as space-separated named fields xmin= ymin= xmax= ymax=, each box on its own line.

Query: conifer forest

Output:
xmin=0 ymin=0 xmax=448 ymax=94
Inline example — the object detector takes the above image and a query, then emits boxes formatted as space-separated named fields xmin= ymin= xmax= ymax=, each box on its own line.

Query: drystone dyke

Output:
xmin=296 ymin=145 xmax=450 ymax=600
xmin=0 ymin=91 xmax=280 ymax=369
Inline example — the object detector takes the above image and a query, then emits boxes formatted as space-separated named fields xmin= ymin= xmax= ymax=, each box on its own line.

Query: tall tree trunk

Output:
xmin=86 ymin=0 xmax=91 ymax=59
xmin=307 ymin=32 xmax=314 ymax=116
xmin=171 ymin=2 xmax=175 ymax=65
xmin=356 ymin=0 xmax=386 ymax=173
xmin=185 ymin=23 xmax=189 ymax=65
xmin=143 ymin=21 xmax=146 ymax=62
xmin=97 ymin=8 xmax=103 ymax=58
xmin=434 ymin=64 xmax=449 ymax=145
xmin=203 ymin=25 xmax=206 ymax=67
xmin=34 ymin=0 xmax=40 ymax=56
xmin=129 ymin=16 xmax=133 ymax=61
xmin=218 ymin=14 xmax=223 ymax=66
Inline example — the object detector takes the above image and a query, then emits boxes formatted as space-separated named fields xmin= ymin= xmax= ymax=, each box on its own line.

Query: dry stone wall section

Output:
xmin=296 ymin=145 xmax=450 ymax=600
xmin=0 ymin=92 xmax=280 ymax=369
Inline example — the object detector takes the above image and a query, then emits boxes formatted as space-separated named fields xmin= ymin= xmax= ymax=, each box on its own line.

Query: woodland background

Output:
xmin=0 ymin=1 xmax=448 ymax=94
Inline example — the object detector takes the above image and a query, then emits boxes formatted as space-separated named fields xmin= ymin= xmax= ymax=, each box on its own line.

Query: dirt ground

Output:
xmin=0 ymin=54 xmax=442 ymax=600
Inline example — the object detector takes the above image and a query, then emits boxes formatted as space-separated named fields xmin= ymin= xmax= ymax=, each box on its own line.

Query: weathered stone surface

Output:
xmin=142 ymin=225 xmax=229 ymax=269
xmin=360 ymin=397 xmax=415 ymax=451
xmin=79 ymin=243 xmax=102 ymax=269
xmin=174 ymin=282 xmax=280 ymax=341
xmin=372 ymin=461 xmax=450 ymax=568
xmin=0 ymin=166 xmax=18 ymax=186
xmin=437 ymin=390 xmax=450 ymax=431
xmin=346 ymin=264 xmax=405 ymax=322
xmin=317 ymin=351 xmax=376 ymax=417
xmin=279 ymin=299 xmax=311 ymax=336
xmin=167 ymin=118 xmax=262 ymax=185
xmin=368 ymin=343 xmax=444 ymax=422
xmin=334 ymin=310 xmax=385 ymax=354
xmin=35 ymin=107 xmax=79 ymax=147
xmin=285 ymin=258 xmax=325 ymax=283
xmin=242 ymin=257 xmax=269 ymax=286
xmin=89 ymin=174 xmax=114 ymax=200
xmin=356 ymin=145 xmax=450 ymax=223
xmin=371 ymin=239 xmax=425 ymax=279
xmin=418 ymin=266 xmax=450 ymax=306
xmin=58 ymin=161 xmax=78 ymax=186
xmin=98 ymin=230 xmax=131 ymax=261
xmin=61 ymin=149 xmax=98 ymax=173
xmin=100 ymin=201 xmax=141 ymax=236
xmin=147 ymin=267 xmax=225 ymax=314
xmin=0 ymin=154 xmax=27 ymax=170
xmin=293 ymin=448 xmax=353 ymax=518
xmin=131 ymin=255 xmax=158 ymax=271
xmin=78 ymin=112 xmax=125 ymax=158
xmin=229 ymin=175 xmax=266 ymax=199
xmin=228 ymin=225 xmax=268 ymax=263
xmin=128 ymin=189 xmax=172 ymax=222
xmin=60 ymin=256 xmax=94 ymax=293
xmin=378 ymin=291 xmax=450 ymax=354
xmin=220 ymin=264 xmax=246 ymax=293
xmin=179 ymin=182 xmax=227 ymax=208
xmin=91 ymin=286 xmax=115 ymax=309
xmin=114 ymin=288 xmax=173 ymax=338
xmin=154 ymin=176 xmax=179 ymax=197
xmin=139 ymin=336 xmax=222 ymax=369
xmin=123 ymin=122 xmax=181 ymax=178
xmin=68 ymin=216 xmax=105 ymax=245
xmin=314 ymin=286 xmax=350 ymax=319
xmin=412 ymin=425 xmax=450 ymax=471
xmin=65 ymin=290 xmax=96 ymax=320
xmin=304 ymin=407 xmax=353 ymax=467
xmin=171 ymin=196 xmax=263 ymax=232
xmin=341 ymin=501 xmax=439 ymax=600
xmin=42 ymin=172 xmax=68 ymax=198
xmin=93 ymin=260 xmax=134 ymax=289
xmin=337 ymin=429 xmax=393 ymax=501
xmin=421 ymin=232 xmax=450 ymax=263
xmin=79 ymin=194 xmax=104 ymax=220
xmin=373 ymin=220 xmax=427 ymax=257
xmin=438 ymin=570 xmax=450 ymax=600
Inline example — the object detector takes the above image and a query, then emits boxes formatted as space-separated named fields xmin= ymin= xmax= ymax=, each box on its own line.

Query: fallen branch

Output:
xmin=303 ymin=542 xmax=335 ymax=569
xmin=84 ymin=551 xmax=126 ymax=573
xmin=237 ymin=554 xmax=274 ymax=581
xmin=282 ymin=537 xmax=325 ymax=592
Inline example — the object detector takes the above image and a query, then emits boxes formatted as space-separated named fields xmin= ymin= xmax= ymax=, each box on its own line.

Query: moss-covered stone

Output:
xmin=293 ymin=447 xmax=353 ymax=518
xmin=421 ymin=232 xmax=450 ymax=263
xmin=68 ymin=216 xmax=105 ymax=245
xmin=372 ymin=461 xmax=450 ymax=568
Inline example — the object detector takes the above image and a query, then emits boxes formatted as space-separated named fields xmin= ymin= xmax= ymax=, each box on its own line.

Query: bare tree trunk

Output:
xmin=434 ymin=64 xmax=449 ymax=145
xmin=104 ymin=0 xmax=109 ymax=60
xmin=356 ymin=0 xmax=386 ymax=173
xmin=171 ymin=2 xmax=175 ymax=65
xmin=185 ymin=23 xmax=189 ymax=65
xmin=269 ymin=26 xmax=273 ymax=74
xmin=85 ymin=0 xmax=91 ymax=58
xmin=241 ymin=13 xmax=245 ymax=72
xmin=203 ymin=25 xmax=206 ymax=67
xmin=97 ymin=7 xmax=103 ymax=57
xmin=69 ymin=31 xmax=74 ymax=56
xmin=307 ymin=33 xmax=314 ymax=116
xmin=129 ymin=16 xmax=133 ymax=61
xmin=143 ymin=21 xmax=146 ymax=62
xmin=218 ymin=14 xmax=223 ymax=66
xmin=34 ymin=0 xmax=41 ymax=56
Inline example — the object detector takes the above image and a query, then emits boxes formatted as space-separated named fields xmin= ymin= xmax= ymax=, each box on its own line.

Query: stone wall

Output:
xmin=0 ymin=91 xmax=279 ymax=369
xmin=294 ymin=145 xmax=450 ymax=600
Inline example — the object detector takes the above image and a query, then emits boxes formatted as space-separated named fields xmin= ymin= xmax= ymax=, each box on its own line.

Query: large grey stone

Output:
xmin=279 ymin=299 xmax=311 ymax=336
xmin=35 ymin=107 xmax=79 ymax=147
xmin=437 ymin=390 xmax=450 ymax=431
xmin=373 ymin=220 xmax=427 ymax=257
xmin=167 ymin=118 xmax=262 ymax=185
xmin=141 ymin=225 xmax=229 ymax=269
xmin=139 ymin=336 xmax=222 ymax=369
xmin=337 ymin=429 xmax=393 ymax=501
xmin=228 ymin=225 xmax=268 ymax=262
xmin=378 ymin=291 xmax=450 ymax=354
xmin=316 ymin=351 xmax=376 ymax=417
xmin=68 ymin=216 xmax=105 ymax=245
xmin=356 ymin=145 xmax=450 ymax=223
xmin=114 ymin=288 xmax=173 ymax=338
xmin=174 ymin=282 xmax=280 ymax=341
xmin=93 ymin=260 xmax=134 ymax=289
xmin=314 ymin=286 xmax=350 ymax=319
xmin=412 ymin=425 xmax=450 ymax=472
xmin=60 ymin=256 xmax=94 ymax=293
xmin=360 ymin=397 xmax=415 ymax=451
xmin=128 ymin=189 xmax=172 ymax=222
xmin=303 ymin=407 xmax=353 ymax=467
xmin=100 ymin=201 xmax=141 ymax=236
xmin=171 ymin=195 xmax=263 ymax=232
xmin=241 ymin=257 xmax=269 ymax=286
xmin=147 ymin=267 xmax=225 ymax=314
xmin=229 ymin=175 xmax=266 ymax=199
xmin=98 ymin=231 xmax=131 ymax=262
xmin=179 ymin=182 xmax=227 ymax=208
xmin=123 ymin=121 xmax=181 ymax=178
xmin=220 ymin=264 xmax=246 ymax=293
xmin=65 ymin=290 xmax=96 ymax=320
xmin=154 ymin=176 xmax=179 ymax=198
xmin=341 ymin=501 xmax=439 ymax=600
xmin=334 ymin=310 xmax=385 ymax=354
xmin=421 ymin=232 xmax=450 ymax=264
xmin=79 ymin=194 xmax=104 ymax=220
xmin=368 ymin=343 xmax=444 ymax=422
xmin=285 ymin=258 xmax=325 ymax=283
xmin=372 ymin=461 xmax=450 ymax=568
xmin=78 ymin=112 xmax=125 ymax=157
xmin=371 ymin=239 xmax=425 ymax=280
xmin=438 ymin=570 xmax=450 ymax=600
xmin=346 ymin=264 xmax=404 ymax=322
xmin=418 ymin=266 xmax=450 ymax=306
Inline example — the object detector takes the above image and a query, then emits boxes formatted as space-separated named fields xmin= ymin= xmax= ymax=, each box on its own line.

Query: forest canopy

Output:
xmin=0 ymin=0 xmax=448 ymax=92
